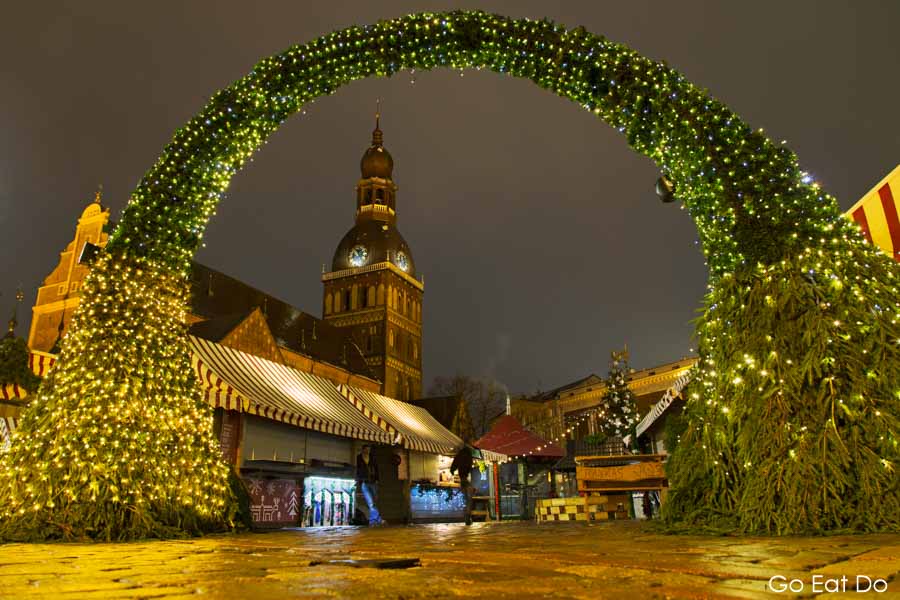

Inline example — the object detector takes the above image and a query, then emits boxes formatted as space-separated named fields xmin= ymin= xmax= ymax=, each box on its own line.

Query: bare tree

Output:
xmin=428 ymin=374 xmax=506 ymax=437
xmin=474 ymin=380 xmax=507 ymax=439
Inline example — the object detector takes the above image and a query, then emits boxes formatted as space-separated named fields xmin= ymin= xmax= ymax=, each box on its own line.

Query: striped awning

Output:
xmin=846 ymin=164 xmax=900 ymax=262
xmin=190 ymin=337 xmax=392 ymax=444
xmin=338 ymin=384 xmax=464 ymax=456
xmin=634 ymin=369 xmax=694 ymax=439
xmin=0 ymin=384 xmax=25 ymax=403
xmin=0 ymin=417 xmax=17 ymax=451
xmin=1 ymin=350 xmax=56 ymax=402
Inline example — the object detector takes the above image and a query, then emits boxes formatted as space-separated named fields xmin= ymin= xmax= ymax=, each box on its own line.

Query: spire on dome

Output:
xmin=371 ymin=99 xmax=383 ymax=147
xmin=360 ymin=101 xmax=393 ymax=179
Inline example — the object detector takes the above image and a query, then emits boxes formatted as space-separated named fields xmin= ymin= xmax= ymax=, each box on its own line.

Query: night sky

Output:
xmin=2 ymin=2 xmax=898 ymax=395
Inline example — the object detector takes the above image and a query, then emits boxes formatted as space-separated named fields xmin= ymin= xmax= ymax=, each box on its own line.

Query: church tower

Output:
xmin=322 ymin=114 xmax=423 ymax=401
xmin=28 ymin=189 xmax=110 ymax=352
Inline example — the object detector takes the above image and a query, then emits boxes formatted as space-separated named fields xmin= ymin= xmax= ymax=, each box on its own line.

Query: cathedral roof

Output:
xmin=187 ymin=311 xmax=252 ymax=342
xmin=331 ymin=219 xmax=416 ymax=277
xmin=188 ymin=263 xmax=376 ymax=379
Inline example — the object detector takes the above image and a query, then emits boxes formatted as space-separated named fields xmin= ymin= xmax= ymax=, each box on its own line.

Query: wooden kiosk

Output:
xmin=535 ymin=454 xmax=667 ymax=523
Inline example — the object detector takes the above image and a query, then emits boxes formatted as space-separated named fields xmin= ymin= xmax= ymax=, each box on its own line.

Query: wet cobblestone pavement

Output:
xmin=1 ymin=521 xmax=898 ymax=599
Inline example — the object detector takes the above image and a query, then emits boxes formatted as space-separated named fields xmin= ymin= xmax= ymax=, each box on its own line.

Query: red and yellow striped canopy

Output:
xmin=847 ymin=164 xmax=900 ymax=262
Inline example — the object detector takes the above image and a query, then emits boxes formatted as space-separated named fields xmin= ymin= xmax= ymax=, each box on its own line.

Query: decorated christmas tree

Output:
xmin=599 ymin=348 xmax=639 ymax=447
xmin=0 ymin=256 xmax=237 ymax=541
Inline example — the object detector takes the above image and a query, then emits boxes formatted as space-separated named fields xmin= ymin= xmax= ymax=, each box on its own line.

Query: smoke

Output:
xmin=484 ymin=331 xmax=510 ymax=378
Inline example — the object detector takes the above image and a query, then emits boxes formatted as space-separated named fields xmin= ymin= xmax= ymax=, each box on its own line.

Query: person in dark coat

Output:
xmin=356 ymin=445 xmax=384 ymax=526
xmin=450 ymin=443 xmax=474 ymax=525
xmin=642 ymin=491 xmax=653 ymax=520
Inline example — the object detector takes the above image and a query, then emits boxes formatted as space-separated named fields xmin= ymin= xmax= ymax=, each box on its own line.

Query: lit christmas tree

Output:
xmin=0 ymin=256 xmax=236 ymax=541
xmin=599 ymin=348 xmax=638 ymax=446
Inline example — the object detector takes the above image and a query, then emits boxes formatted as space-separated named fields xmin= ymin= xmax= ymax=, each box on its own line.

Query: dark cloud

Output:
xmin=2 ymin=1 xmax=898 ymax=393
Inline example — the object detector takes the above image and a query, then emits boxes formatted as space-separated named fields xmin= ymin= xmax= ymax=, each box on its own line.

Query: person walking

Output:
xmin=450 ymin=442 xmax=474 ymax=525
xmin=356 ymin=445 xmax=384 ymax=526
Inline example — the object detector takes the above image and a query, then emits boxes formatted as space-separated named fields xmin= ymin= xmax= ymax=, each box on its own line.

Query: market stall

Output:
xmin=476 ymin=414 xmax=563 ymax=519
xmin=191 ymin=337 xmax=392 ymax=528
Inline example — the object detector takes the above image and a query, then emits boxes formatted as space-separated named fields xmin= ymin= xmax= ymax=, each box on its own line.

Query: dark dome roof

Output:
xmin=360 ymin=124 xmax=393 ymax=179
xmin=332 ymin=220 xmax=415 ymax=276
xmin=360 ymin=142 xmax=393 ymax=179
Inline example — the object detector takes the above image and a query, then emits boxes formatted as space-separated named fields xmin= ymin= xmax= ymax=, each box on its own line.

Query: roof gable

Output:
xmin=219 ymin=308 xmax=283 ymax=364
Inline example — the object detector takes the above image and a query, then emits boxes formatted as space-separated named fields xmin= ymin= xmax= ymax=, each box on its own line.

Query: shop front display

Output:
xmin=409 ymin=452 xmax=498 ymax=522
xmin=246 ymin=478 xmax=302 ymax=528
xmin=410 ymin=483 xmax=466 ymax=521
xmin=302 ymin=476 xmax=356 ymax=527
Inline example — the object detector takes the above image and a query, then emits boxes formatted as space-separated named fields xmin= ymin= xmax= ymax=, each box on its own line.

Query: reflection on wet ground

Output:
xmin=1 ymin=521 xmax=897 ymax=598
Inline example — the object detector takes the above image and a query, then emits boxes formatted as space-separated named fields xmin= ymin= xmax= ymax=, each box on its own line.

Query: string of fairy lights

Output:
xmin=1 ymin=10 xmax=896 ymax=540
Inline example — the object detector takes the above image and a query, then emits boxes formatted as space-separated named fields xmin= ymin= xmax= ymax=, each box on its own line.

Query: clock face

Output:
xmin=395 ymin=251 xmax=409 ymax=272
xmin=349 ymin=245 xmax=368 ymax=267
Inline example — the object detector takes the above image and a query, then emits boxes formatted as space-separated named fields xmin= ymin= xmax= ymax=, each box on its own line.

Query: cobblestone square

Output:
xmin=1 ymin=522 xmax=898 ymax=599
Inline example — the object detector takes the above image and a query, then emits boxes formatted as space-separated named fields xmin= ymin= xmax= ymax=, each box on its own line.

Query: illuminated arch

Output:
xmin=2 ymin=11 xmax=897 ymax=540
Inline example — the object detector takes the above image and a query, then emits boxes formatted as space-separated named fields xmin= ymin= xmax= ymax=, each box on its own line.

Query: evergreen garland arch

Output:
xmin=1 ymin=10 xmax=897 ymax=539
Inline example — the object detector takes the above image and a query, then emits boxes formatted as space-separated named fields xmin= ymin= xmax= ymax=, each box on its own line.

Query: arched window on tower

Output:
xmin=324 ymin=294 xmax=332 ymax=315
xmin=333 ymin=291 xmax=341 ymax=313
xmin=377 ymin=284 xmax=385 ymax=305
xmin=343 ymin=289 xmax=351 ymax=312
xmin=388 ymin=329 xmax=394 ymax=348
xmin=375 ymin=188 xmax=384 ymax=203
xmin=367 ymin=286 xmax=375 ymax=307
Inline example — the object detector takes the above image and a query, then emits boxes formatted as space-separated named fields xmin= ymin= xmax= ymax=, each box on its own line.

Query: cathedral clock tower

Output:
xmin=322 ymin=115 xmax=423 ymax=401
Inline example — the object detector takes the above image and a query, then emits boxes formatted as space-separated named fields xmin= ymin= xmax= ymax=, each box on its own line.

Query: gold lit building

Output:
xmin=27 ymin=193 xmax=110 ymax=353
xmin=507 ymin=357 xmax=697 ymax=444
